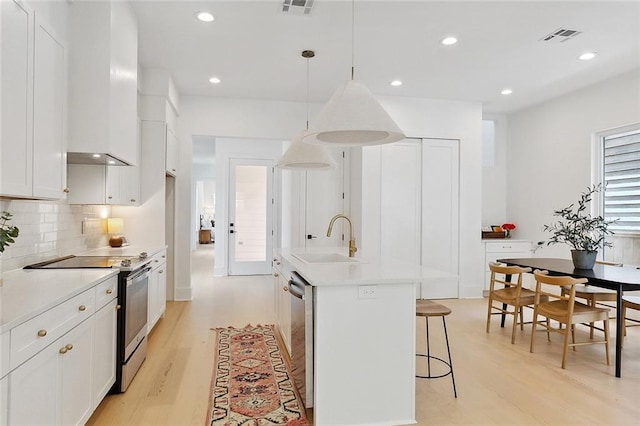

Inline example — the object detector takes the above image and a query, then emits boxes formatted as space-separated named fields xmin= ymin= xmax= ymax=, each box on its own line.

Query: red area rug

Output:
xmin=207 ymin=325 xmax=309 ymax=426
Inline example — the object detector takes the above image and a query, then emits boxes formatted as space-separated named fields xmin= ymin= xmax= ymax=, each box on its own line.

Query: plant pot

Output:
xmin=571 ymin=250 xmax=597 ymax=269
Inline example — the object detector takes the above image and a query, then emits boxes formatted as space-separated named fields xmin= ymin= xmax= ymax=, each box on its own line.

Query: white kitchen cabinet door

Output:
xmin=92 ymin=299 xmax=117 ymax=407
xmin=0 ymin=0 xmax=34 ymax=198
xmin=106 ymin=166 xmax=140 ymax=206
xmin=166 ymin=127 xmax=178 ymax=176
xmin=67 ymin=164 xmax=106 ymax=204
xmin=276 ymin=272 xmax=291 ymax=355
xmin=0 ymin=375 xmax=7 ymax=426
xmin=147 ymin=254 xmax=167 ymax=334
xmin=9 ymin=335 xmax=60 ymax=426
xmin=60 ymin=319 xmax=93 ymax=426
xmin=32 ymin=16 xmax=66 ymax=199
xmin=421 ymin=139 xmax=460 ymax=298
xmin=304 ymin=148 xmax=346 ymax=247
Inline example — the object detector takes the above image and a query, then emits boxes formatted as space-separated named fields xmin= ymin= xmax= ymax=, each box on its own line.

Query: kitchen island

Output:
xmin=277 ymin=248 xmax=454 ymax=426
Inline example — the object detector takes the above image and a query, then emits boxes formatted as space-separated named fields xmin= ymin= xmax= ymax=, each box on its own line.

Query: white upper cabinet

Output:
xmin=67 ymin=164 xmax=139 ymax=206
xmin=1 ymin=0 xmax=67 ymax=200
xmin=67 ymin=1 xmax=138 ymax=166
xmin=166 ymin=128 xmax=179 ymax=176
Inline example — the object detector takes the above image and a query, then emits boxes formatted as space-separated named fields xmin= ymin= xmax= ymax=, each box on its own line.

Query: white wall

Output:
xmin=481 ymin=115 xmax=509 ymax=226
xmin=507 ymin=70 xmax=640 ymax=259
xmin=177 ymin=95 xmax=483 ymax=298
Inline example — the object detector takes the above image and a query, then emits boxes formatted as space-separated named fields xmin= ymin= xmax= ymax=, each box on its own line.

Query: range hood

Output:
xmin=67 ymin=152 xmax=130 ymax=166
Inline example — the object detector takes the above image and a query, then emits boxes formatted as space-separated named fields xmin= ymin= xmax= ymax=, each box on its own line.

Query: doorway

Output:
xmin=228 ymin=159 xmax=274 ymax=275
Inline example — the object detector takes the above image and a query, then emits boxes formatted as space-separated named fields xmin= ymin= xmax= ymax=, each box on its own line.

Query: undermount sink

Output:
xmin=292 ymin=252 xmax=361 ymax=264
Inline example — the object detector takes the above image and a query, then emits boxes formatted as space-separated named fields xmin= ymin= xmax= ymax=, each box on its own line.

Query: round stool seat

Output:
xmin=416 ymin=300 xmax=451 ymax=317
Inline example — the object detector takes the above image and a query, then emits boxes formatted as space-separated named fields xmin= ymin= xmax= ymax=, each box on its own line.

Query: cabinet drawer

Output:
xmin=95 ymin=276 xmax=118 ymax=310
xmin=150 ymin=249 xmax=167 ymax=270
xmin=485 ymin=242 xmax=531 ymax=253
xmin=10 ymin=288 xmax=95 ymax=369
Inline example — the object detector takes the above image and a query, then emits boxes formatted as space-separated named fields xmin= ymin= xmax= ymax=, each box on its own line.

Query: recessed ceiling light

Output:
xmin=501 ymin=89 xmax=513 ymax=95
xmin=390 ymin=80 xmax=402 ymax=87
xmin=579 ymin=52 xmax=597 ymax=61
xmin=195 ymin=12 xmax=214 ymax=22
xmin=209 ymin=77 xmax=221 ymax=84
xmin=92 ymin=154 xmax=101 ymax=158
xmin=441 ymin=37 xmax=458 ymax=46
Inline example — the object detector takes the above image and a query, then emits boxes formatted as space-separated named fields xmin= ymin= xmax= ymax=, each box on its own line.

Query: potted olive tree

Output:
xmin=543 ymin=184 xmax=615 ymax=269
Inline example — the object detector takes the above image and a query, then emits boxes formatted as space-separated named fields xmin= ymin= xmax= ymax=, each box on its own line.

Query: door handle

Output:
xmin=307 ymin=234 xmax=317 ymax=239
xmin=230 ymin=230 xmax=235 ymax=234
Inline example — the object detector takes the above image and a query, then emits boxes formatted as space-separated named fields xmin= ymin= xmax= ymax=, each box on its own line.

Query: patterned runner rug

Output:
xmin=207 ymin=325 xmax=309 ymax=426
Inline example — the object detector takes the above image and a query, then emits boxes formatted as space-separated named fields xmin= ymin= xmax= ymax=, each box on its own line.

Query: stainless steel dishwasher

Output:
xmin=289 ymin=271 xmax=314 ymax=408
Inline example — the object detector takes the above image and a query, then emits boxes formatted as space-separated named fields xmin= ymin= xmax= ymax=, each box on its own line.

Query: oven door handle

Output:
xmin=126 ymin=266 xmax=152 ymax=286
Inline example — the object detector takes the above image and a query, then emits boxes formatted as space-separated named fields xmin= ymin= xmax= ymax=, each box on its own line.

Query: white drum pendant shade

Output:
xmin=276 ymin=130 xmax=336 ymax=169
xmin=302 ymin=80 xmax=405 ymax=146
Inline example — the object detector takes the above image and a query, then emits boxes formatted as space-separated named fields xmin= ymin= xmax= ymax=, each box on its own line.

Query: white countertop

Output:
xmin=277 ymin=247 xmax=455 ymax=286
xmin=0 ymin=268 xmax=118 ymax=333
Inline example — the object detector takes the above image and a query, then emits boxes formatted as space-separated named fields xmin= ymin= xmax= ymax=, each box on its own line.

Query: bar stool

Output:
xmin=416 ymin=299 xmax=457 ymax=398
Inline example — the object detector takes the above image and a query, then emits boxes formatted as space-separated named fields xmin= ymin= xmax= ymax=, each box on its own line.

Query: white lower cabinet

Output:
xmin=484 ymin=240 xmax=533 ymax=292
xmin=9 ymin=319 xmax=93 ymax=426
xmin=273 ymin=260 xmax=291 ymax=354
xmin=147 ymin=250 xmax=167 ymax=334
xmin=92 ymin=298 xmax=117 ymax=407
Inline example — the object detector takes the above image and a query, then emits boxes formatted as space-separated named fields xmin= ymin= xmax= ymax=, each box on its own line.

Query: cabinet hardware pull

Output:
xmin=282 ymin=286 xmax=289 ymax=292
xmin=116 ymin=305 xmax=122 ymax=310
xmin=159 ymin=270 xmax=164 ymax=273
xmin=273 ymin=273 xmax=279 ymax=277
xmin=106 ymin=289 xmax=113 ymax=294
xmin=108 ymin=196 xmax=113 ymax=199
xmin=63 ymin=188 xmax=70 ymax=193
xmin=37 ymin=329 xmax=47 ymax=337
xmin=78 ymin=305 xmax=86 ymax=311
xmin=65 ymin=344 xmax=73 ymax=351
xmin=59 ymin=347 xmax=68 ymax=354
xmin=276 ymin=261 xmax=281 ymax=265
xmin=172 ymin=168 xmax=176 ymax=172
xmin=155 ymin=259 xmax=159 ymax=262
xmin=162 ymin=255 xmax=166 ymax=258
xmin=273 ymin=258 xmax=278 ymax=262
xmin=130 ymin=199 xmax=136 ymax=202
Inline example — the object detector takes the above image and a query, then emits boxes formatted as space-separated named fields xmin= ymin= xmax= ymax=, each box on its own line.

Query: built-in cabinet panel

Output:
xmin=273 ymin=258 xmax=291 ymax=354
xmin=67 ymin=164 xmax=139 ymax=206
xmin=59 ymin=320 xmax=94 ymax=426
xmin=1 ymin=0 xmax=66 ymax=200
xmin=166 ymin=128 xmax=178 ymax=176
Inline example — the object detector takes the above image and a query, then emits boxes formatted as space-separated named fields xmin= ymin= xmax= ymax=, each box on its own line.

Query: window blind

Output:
xmin=603 ymin=131 xmax=640 ymax=233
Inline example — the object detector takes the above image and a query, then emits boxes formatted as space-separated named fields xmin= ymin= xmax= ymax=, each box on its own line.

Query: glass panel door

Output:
xmin=228 ymin=159 xmax=273 ymax=275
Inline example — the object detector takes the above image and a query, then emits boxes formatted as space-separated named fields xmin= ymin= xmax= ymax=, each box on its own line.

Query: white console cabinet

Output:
xmin=483 ymin=240 xmax=533 ymax=292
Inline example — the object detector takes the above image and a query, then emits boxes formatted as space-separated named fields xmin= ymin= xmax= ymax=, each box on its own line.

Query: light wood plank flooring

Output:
xmin=88 ymin=245 xmax=640 ymax=425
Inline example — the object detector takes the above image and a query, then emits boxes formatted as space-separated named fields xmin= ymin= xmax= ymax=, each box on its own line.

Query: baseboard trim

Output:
xmin=174 ymin=286 xmax=193 ymax=301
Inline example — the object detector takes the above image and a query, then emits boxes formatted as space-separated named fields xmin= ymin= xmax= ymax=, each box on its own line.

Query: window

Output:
xmin=602 ymin=128 xmax=640 ymax=234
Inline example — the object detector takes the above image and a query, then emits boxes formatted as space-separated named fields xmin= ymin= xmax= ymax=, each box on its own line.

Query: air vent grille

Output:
xmin=540 ymin=27 xmax=582 ymax=43
xmin=282 ymin=0 xmax=314 ymax=15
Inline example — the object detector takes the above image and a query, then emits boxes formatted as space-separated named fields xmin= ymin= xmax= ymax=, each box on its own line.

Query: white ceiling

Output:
xmin=131 ymin=0 xmax=640 ymax=114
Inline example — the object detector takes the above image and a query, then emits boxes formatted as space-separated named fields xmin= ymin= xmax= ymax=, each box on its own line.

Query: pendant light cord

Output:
xmin=351 ymin=0 xmax=355 ymax=80
xmin=306 ymin=55 xmax=310 ymax=130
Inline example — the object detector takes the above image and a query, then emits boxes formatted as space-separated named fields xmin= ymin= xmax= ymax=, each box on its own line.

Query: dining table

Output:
xmin=497 ymin=257 xmax=640 ymax=378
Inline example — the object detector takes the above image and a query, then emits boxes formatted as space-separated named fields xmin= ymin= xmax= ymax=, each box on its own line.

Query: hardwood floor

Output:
xmin=88 ymin=245 xmax=640 ymax=425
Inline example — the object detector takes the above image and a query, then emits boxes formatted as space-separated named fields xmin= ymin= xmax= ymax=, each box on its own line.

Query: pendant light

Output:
xmin=302 ymin=0 xmax=405 ymax=146
xmin=276 ymin=50 xmax=336 ymax=170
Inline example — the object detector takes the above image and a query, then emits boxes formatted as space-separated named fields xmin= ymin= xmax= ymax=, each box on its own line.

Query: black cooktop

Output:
xmin=24 ymin=255 xmax=144 ymax=269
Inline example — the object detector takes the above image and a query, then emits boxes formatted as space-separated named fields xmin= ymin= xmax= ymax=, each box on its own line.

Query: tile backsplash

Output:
xmin=0 ymin=200 xmax=110 ymax=273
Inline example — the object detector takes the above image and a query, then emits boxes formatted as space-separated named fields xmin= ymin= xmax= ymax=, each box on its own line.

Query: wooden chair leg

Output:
xmin=603 ymin=318 xmax=610 ymax=366
xmin=561 ymin=322 xmax=571 ymax=369
xmin=511 ymin=304 xmax=519 ymax=344
xmin=571 ymin=324 xmax=576 ymax=351
xmin=519 ymin=306 xmax=524 ymax=331
xmin=485 ymin=296 xmax=494 ymax=334
xmin=546 ymin=318 xmax=551 ymax=341
xmin=530 ymin=311 xmax=538 ymax=353
xmin=589 ymin=296 xmax=595 ymax=340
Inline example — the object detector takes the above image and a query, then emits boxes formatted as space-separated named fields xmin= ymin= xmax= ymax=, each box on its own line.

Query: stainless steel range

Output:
xmin=25 ymin=253 xmax=153 ymax=392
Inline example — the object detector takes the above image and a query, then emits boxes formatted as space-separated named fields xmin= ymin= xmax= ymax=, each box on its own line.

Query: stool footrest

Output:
xmin=416 ymin=354 xmax=454 ymax=379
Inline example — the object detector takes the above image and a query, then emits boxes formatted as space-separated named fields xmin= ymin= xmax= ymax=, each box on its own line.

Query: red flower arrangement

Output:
xmin=502 ymin=223 xmax=516 ymax=238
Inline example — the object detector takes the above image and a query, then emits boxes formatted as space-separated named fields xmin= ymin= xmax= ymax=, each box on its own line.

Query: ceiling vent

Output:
xmin=540 ymin=27 xmax=582 ymax=43
xmin=282 ymin=0 xmax=314 ymax=15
